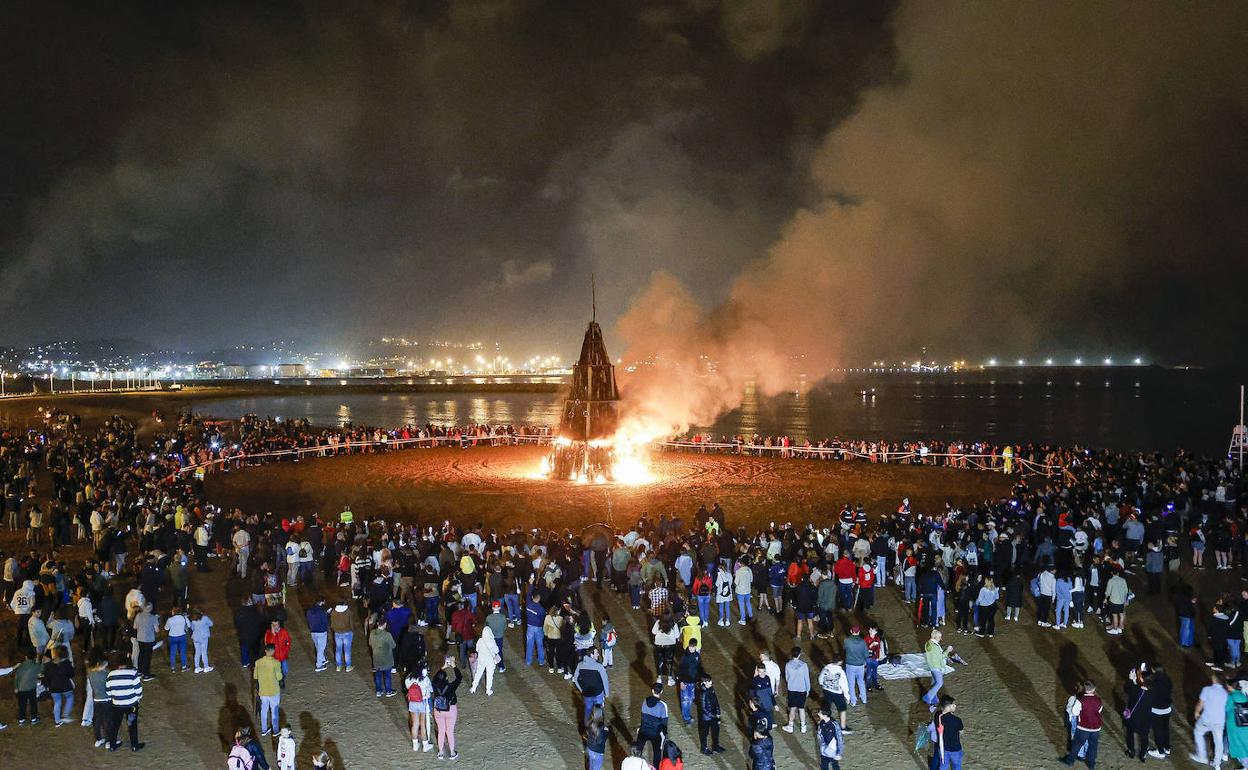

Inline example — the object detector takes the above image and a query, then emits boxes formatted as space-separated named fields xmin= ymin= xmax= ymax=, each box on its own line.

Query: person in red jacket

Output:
xmin=1061 ymin=680 xmax=1102 ymax=768
xmin=450 ymin=602 xmax=477 ymax=667
xmin=856 ymin=559 xmax=876 ymax=610
xmin=833 ymin=555 xmax=857 ymax=609
xmin=264 ymin=619 xmax=293 ymax=687
xmin=691 ymin=571 xmax=714 ymax=627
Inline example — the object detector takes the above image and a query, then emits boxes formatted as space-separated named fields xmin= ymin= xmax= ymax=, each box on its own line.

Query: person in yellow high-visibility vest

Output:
xmin=339 ymin=508 xmax=353 ymax=525
xmin=1002 ymin=445 xmax=1014 ymax=475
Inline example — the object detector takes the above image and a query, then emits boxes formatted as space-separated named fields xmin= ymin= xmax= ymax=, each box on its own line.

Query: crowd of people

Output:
xmin=668 ymin=433 xmax=1074 ymax=473
xmin=171 ymin=415 xmax=553 ymax=474
xmin=0 ymin=409 xmax=1246 ymax=770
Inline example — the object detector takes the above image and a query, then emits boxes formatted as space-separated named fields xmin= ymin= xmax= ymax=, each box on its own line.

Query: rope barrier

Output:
xmin=653 ymin=440 xmax=1064 ymax=476
xmin=166 ymin=433 xmax=555 ymax=480
xmin=167 ymin=432 xmax=1063 ymax=480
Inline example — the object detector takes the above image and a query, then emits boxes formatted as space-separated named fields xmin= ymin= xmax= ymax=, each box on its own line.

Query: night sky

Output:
xmin=1 ymin=1 xmax=1245 ymax=365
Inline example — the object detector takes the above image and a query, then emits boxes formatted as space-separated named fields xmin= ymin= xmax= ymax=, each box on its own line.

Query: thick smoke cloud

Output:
xmin=616 ymin=1 xmax=1248 ymax=435
xmin=0 ymin=0 xmax=896 ymax=351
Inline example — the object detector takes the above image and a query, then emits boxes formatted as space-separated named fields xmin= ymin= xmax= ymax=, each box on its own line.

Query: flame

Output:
xmin=535 ymin=415 xmax=661 ymax=485
xmin=608 ymin=417 xmax=660 ymax=485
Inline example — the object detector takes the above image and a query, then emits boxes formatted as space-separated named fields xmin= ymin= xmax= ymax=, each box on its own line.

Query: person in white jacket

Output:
xmin=9 ymin=580 xmax=35 ymax=648
xmin=734 ymin=561 xmax=754 ymax=625
xmin=714 ymin=565 xmax=733 ymax=627
xmin=470 ymin=625 xmax=500 ymax=696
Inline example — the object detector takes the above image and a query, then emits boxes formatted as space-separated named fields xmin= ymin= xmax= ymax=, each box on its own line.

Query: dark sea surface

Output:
xmin=181 ymin=368 xmax=1244 ymax=456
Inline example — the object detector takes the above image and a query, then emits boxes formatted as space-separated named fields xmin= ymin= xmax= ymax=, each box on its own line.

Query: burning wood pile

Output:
xmin=544 ymin=318 xmax=621 ymax=482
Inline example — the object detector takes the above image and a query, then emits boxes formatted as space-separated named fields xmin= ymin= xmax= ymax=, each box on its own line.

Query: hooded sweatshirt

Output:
xmin=330 ymin=603 xmax=353 ymax=633
xmin=640 ymin=694 xmax=669 ymax=736
xmin=574 ymin=655 xmax=609 ymax=698
xmin=9 ymin=580 xmax=35 ymax=616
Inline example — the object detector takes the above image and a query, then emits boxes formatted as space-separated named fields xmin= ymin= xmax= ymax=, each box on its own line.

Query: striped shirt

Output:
xmin=106 ymin=668 xmax=143 ymax=706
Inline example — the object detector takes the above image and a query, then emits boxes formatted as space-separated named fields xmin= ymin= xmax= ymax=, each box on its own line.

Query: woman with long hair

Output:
xmin=405 ymin=664 xmax=434 ymax=752
xmin=584 ymin=704 xmax=608 ymax=770
xmin=431 ymin=656 xmax=463 ymax=760
xmin=652 ymin=612 xmax=680 ymax=687
xmin=974 ymin=576 xmax=999 ymax=638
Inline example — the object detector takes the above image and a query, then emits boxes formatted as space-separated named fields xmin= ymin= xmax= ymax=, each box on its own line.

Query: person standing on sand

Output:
xmin=1104 ymin=568 xmax=1129 ymax=636
xmin=233 ymin=526 xmax=251 ymax=579
xmin=469 ymin=624 xmax=500 ymax=696
xmin=584 ymin=704 xmax=610 ymax=770
xmin=817 ymin=656 xmax=852 ymax=735
xmin=264 ymin=619 xmax=293 ymax=687
xmin=431 ymin=657 xmax=462 ymax=760
xmin=815 ymin=708 xmax=845 ymax=770
xmin=749 ymin=701 xmax=776 ymax=770
xmin=253 ymin=643 xmax=284 ymax=737
xmin=104 ymin=651 xmax=144 ymax=752
xmin=574 ymin=647 xmax=610 ymax=725
xmin=234 ymin=598 xmax=263 ymax=668
xmin=1147 ymin=664 xmax=1173 ymax=759
xmin=696 ymin=673 xmax=725 ymax=755
xmin=330 ymin=598 xmax=353 ymax=672
xmin=1226 ymin=679 xmax=1248 ymax=768
xmin=305 ymin=597 xmax=330 ymax=672
xmin=190 ymin=608 xmax=214 ymax=672
xmin=783 ymin=646 xmax=811 ymax=734
xmin=369 ymin=616 xmax=397 ymax=697
xmin=923 ymin=630 xmax=951 ymax=709
xmin=933 ymin=695 xmax=965 ymax=770
xmin=843 ymin=626 xmax=869 ymax=707
xmin=1190 ymin=671 xmax=1228 ymax=768
xmin=1061 ymin=681 xmax=1102 ymax=769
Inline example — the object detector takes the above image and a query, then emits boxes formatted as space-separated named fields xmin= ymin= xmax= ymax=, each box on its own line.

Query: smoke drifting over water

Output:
xmin=616 ymin=1 xmax=1248 ymax=437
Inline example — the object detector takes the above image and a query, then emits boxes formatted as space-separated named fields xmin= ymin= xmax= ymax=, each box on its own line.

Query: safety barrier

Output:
xmin=169 ymin=430 xmax=1062 ymax=480
xmin=653 ymin=440 xmax=1064 ymax=476
xmin=168 ymin=433 xmax=555 ymax=479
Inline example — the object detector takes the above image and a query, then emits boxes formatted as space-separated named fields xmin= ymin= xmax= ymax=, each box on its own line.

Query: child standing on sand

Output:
xmin=600 ymin=615 xmax=617 ymax=668
xmin=276 ymin=725 xmax=296 ymax=770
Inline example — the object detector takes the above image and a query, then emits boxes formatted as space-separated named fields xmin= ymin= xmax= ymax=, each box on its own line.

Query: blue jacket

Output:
xmin=305 ymin=604 xmax=330 ymax=633
xmin=525 ymin=600 xmax=545 ymax=628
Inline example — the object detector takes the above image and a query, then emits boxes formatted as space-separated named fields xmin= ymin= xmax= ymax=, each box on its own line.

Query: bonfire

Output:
xmin=539 ymin=316 xmax=653 ymax=485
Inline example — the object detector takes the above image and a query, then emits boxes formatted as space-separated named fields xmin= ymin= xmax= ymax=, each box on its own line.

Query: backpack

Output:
xmin=406 ymin=681 xmax=424 ymax=703
xmin=432 ymin=682 xmax=450 ymax=711
xmin=228 ymin=745 xmax=255 ymax=770
xmin=1029 ymin=576 xmax=1041 ymax=598
xmin=1235 ymin=699 xmax=1248 ymax=728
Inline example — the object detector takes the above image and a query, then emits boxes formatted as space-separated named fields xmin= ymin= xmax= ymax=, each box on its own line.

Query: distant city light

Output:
xmin=1074 ymin=357 xmax=1083 ymax=365
xmin=987 ymin=358 xmax=998 ymax=366
xmin=1103 ymin=357 xmax=1113 ymax=365
xmin=1044 ymin=358 xmax=1054 ymax=365
xmin=1016 ymin=358 xmax=1025 ymax=366
xmin=1133 ymin=357 xmax=1142 ymax=365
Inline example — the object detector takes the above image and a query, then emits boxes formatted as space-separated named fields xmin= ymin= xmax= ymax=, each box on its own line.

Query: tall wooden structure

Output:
xmin=550 ymin=287 xmax=621 ymax=479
